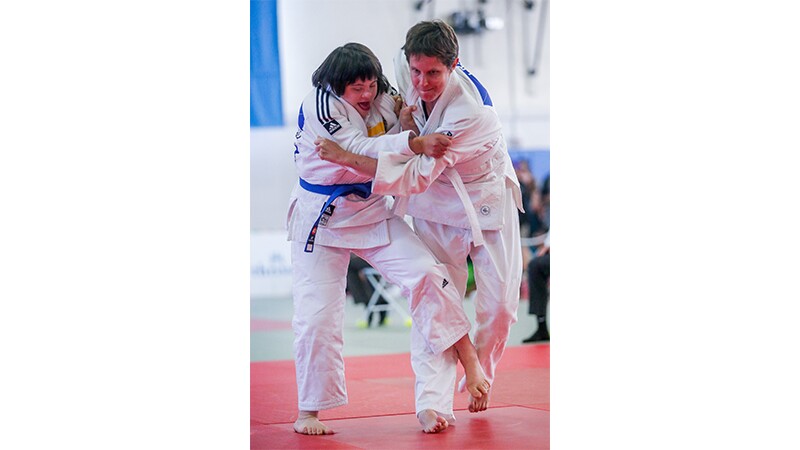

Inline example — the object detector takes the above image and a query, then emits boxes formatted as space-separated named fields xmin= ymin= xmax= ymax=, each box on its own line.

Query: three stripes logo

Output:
xmin=316 ymin=87 xmax=342 ymax=135
xmin=442 ymin=278 xmax=449 ymax=288
xmin=323 ymin=120 xmax=342 ymax=134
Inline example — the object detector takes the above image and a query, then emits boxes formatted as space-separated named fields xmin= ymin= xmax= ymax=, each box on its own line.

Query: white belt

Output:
xmin=442 ymin=168 xmax=485 ymax=247
xmin=454 ymin=137 xmax=502 ymax=177
xmin=392 ymin=169 xmax=485 ymax=248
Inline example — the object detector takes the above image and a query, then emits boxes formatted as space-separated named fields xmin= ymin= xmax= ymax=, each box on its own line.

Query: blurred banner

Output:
xmin=251 ymin=0 xmax=283 ymax=127
xmin=251 ymin=230 xmax=292 ymax=298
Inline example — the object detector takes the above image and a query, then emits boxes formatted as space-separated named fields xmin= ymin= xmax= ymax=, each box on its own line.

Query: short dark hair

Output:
xmin=403 ymin=20 xmax=459 ymax=67
xmin=311 ymin=43 xmax=390 ymax=96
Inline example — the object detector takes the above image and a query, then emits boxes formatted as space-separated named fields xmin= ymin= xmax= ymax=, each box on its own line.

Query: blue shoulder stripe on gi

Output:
xmin=457 ymin=63 xmax=493 ymax=106
xmin=297 ymin=104 xmax=305 ymax=129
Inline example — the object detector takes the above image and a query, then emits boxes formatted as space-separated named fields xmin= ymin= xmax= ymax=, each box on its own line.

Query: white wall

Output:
xmin=252 ymin=0 xmax=550 ymax=231
xmin=250 ymin=127 xmax=297 ymax=231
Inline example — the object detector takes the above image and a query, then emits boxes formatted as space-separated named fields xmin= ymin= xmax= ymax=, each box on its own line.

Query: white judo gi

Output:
xmin=370 ymin=52 xmax=524 ymax=420
xmin=287 ymin=85 xmax=472 ymax=412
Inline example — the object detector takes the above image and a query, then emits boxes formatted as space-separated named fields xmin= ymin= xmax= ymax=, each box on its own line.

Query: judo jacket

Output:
xmin=372 ymin=52 xmax=524 ymax=246
xmin=287 ymin=85 xmax=414 ymax=249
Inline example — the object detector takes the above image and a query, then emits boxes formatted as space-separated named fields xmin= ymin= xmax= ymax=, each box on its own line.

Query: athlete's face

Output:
xmin=408 ymin=54 xmax=456 ymax=108
xmin=342 ymin=77 xmax=378 ymax=119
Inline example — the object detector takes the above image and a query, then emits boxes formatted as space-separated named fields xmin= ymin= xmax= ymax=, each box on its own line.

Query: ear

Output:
xmin=452 ymin=58 xmax=459 ymax=69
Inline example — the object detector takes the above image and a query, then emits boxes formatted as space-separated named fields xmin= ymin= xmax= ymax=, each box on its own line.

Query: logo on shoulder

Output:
xmin=323 ymin=120 xmax=342 ymax=135
xmin=442 ymin=130 xmax=454 ymax=137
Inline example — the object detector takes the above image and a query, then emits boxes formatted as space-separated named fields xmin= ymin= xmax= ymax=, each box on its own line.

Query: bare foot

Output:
xmin=463 ymin=360 xmax=490 ymax=400
xmin=468 ymin=388 xmax=491 ymax=413
xmin=418 ymin=409 xmax=449 ymax=433
xmin=452 ymin=335 xmax=490 ymax=399
xmin=293 ymin=411 xmax=334 ymax=435
xmin=459 ymin=375 xmax=491 ymax=413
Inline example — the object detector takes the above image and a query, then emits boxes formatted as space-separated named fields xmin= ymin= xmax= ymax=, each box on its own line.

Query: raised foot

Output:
xmin=465 ymin=376 xmax=490 ymax=400
xmin=468 ymin=389 xmax=491 ymax=413
xmin=463 ymin=362 xmax=490 ymax=400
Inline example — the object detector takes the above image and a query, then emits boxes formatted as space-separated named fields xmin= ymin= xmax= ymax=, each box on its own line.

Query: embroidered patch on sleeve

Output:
xmin=323 ymin=119 xmax=342 ymax=135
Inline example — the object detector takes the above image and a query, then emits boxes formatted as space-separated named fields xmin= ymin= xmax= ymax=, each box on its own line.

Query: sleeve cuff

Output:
xmin=401 ymin=130 xmax=417 ymax=156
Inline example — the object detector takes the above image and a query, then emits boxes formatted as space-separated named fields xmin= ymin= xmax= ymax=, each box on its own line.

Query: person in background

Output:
xmin=515 ymin=160 xmax=546 ymax=238
xmin=540 ymin=172 xmax=549 ymax=231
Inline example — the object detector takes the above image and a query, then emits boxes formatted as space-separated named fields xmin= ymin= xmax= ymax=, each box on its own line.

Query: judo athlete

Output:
xmin=315 ymin=21 xmax=524 ymax=426
xmin=287 ymin=43 xmax=489 ymax=435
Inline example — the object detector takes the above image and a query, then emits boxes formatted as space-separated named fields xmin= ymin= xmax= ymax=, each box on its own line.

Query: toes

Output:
xmin=422 ymin=416 xmax=448 ymax=433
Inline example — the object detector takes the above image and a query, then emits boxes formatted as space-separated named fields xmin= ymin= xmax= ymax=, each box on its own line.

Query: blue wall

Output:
xmin=509 ymin=149 xmax=550 ymax=186
xmin=250 ymin=0 xmax=283 ymax=127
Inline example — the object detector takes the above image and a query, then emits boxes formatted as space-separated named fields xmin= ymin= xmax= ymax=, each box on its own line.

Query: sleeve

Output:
xmin=374 ymin=92 xmax=400 ymax=133
xmin=438 ymin=108 xmax=501 ymax=156
xmin=372 ymin=106 xmax=500 ymax=196
xmin=309 ymin=87 xmax=413 ymax=160
xmin=373 ymin=150 xmax=446 ymax=196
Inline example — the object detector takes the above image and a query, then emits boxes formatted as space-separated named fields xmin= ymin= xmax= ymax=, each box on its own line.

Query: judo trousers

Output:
xmin=410 ymin=185 xmax=522 ymax=420
xmin=291 ymin=216 xmax=471 ymax=411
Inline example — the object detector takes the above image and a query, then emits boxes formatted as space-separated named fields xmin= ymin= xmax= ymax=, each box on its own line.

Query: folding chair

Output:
xmin=360 ymin=267 xmax=413 ymax=327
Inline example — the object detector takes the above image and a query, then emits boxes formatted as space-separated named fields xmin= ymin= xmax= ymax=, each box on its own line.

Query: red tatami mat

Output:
xmin=251 ymin=344 xmax=549 ymax=449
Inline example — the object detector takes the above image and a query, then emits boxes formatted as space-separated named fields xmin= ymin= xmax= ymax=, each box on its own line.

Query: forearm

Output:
xmin=338 ymin=151 xmax=378 ymax=178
